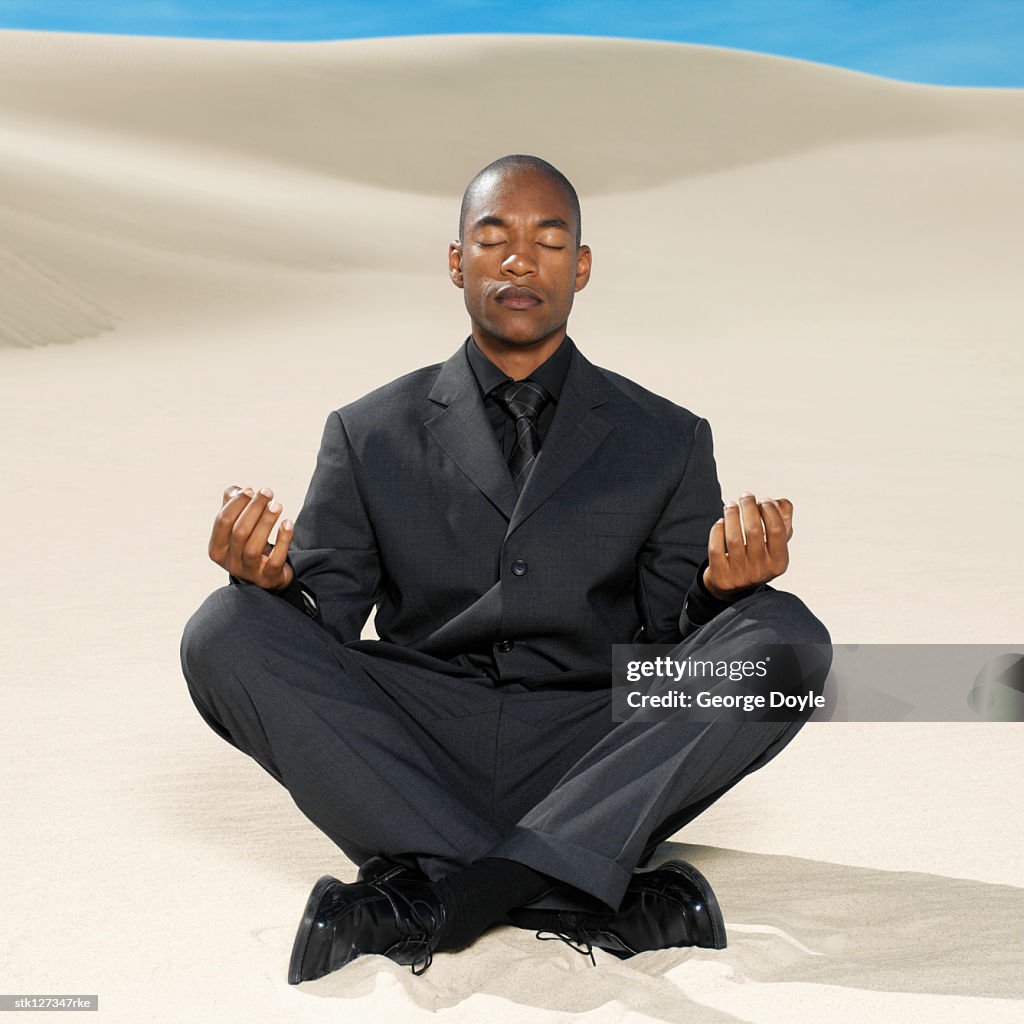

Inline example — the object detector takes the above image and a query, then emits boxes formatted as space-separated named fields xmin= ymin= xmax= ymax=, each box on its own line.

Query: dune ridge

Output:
xmin=3 ymin=31 xmax=1022 ymax=193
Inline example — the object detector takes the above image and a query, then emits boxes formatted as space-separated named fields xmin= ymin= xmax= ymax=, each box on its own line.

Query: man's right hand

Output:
xmin=208 ymin=485 xmax=295 ymax=591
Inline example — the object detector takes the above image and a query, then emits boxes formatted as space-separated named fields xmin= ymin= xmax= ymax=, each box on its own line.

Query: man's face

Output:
xmin=449 ymin=169 xmax=591 ymax=350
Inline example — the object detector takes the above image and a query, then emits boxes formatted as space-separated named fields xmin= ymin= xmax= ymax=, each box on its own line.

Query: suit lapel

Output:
xmin=506 ymin=346 xmax=615 ymax=537
xmin=425 ymin=344 xmax=519 ymax=519
xmin=424 ymin=340 xmax=617 ymax=530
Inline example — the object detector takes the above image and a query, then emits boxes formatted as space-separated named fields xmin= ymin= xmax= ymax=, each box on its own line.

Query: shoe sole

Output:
xmin=632 ymin=860 xmax=727 ymax=950
xmin=288 ymin=874 xmax=343 ymax=985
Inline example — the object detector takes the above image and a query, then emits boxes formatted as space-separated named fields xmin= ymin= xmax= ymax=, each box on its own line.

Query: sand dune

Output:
xmin=4 ymin=31 xmax=1022 ymax=191
xmin=2 ymin=30 xmax=1022 ymax=1024
xmin=2 ymin=31 xmax=1022 ymax=347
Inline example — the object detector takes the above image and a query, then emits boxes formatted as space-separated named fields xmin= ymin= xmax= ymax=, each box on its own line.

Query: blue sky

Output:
xmin=1 ymin=1 xmax=1021 ymax=87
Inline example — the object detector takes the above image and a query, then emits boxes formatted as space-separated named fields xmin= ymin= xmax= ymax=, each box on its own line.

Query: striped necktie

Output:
xmin=498 ymin=378 xmax=551 ymax=493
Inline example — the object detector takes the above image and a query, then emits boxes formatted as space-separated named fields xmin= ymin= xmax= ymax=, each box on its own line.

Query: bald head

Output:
xmin=459 ymin=155 xmax=582 ymax=246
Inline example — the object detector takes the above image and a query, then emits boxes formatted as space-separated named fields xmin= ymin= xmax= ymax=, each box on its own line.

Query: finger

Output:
xmin=737 ymin=492 xmax=770 ymax=586
xmin=707 ymin=517 xmax=727 ymax=566
xmin=760 ymin=498 xmax=791 ymax=569
xmin=738 ymin=493 xmax=768 ymax=557
xmin=706 ymin=518 xmax=729 ymax=590
xmin=775 ymin=496 xmax=794 ymax=539
xmin=264 ymin=518 xmax=294 ymax=580
xmin=241 ymin=493 xmax=282 ymax=571
xmin=209 ymin=486 xmax=254 ymax=563
xmin=230 ymin=487 xmax=274 ymax=570
xmin=721 ymin=501 xmax=747 ymax=568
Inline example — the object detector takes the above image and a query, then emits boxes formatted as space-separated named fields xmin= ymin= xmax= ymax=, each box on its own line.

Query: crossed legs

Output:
xmin=180 ymin=582 xmax=830 ymax=965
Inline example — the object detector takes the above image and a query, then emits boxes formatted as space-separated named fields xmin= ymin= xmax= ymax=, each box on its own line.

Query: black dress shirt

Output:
xmin=465 ymin=333 xmax=572 ymax=455
xmin=263 ymin=334 xmax=749 ymax=648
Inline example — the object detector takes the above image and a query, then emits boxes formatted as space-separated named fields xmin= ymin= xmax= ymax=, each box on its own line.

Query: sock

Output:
xmin=432 ymin=857 xmax=554 ymax=951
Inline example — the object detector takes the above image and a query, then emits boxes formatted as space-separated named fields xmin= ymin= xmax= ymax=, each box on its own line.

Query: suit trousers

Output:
xmin=180 ymin=583 xmax=831 ymax=913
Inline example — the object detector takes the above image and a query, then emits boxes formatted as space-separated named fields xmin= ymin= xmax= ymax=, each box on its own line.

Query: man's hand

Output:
xmin=208 ymin=485 xmax=295 ymax=591
xmin=703 ymin=493 xmax=793 ymax=600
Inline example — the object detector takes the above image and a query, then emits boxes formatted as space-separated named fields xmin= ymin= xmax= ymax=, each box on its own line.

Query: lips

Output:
xmin=496 ymin=286 xmax=542 ymax=309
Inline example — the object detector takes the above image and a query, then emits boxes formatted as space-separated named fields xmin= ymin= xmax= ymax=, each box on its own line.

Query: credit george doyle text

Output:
xmin=611 ymin=643 xmax=831 ymax=723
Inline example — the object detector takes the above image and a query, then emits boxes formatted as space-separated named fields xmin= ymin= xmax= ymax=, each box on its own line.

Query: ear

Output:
xmin=448 ymin=241 xmax=464 ymax=289
xmin=574 ymin=244 xmax=592 ymax=293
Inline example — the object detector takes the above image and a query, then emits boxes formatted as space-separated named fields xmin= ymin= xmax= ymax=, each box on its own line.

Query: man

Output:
xmin=180 ymin=154 xmax=831 ymax=983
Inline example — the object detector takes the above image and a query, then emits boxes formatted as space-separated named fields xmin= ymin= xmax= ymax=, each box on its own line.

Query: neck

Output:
xmin=472 ymin=329 xmax=566 ymax=380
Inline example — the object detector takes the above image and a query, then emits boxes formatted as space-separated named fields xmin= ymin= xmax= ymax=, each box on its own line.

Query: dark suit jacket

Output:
xmin=287 ymin=338 xmax=726 ymax=687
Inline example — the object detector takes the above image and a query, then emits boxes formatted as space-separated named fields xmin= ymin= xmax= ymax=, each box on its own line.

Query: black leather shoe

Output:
xmin=506 ymin=860 xmax=726 ymax=959
xmin=288 ymin=874 xmax=446 ymax=984
xmin=356 ymin=855 xmax=428 ymax=885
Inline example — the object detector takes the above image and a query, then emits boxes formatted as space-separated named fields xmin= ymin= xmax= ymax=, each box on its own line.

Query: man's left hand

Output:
xmin=703 ymin=493 xmax=793 ymax=600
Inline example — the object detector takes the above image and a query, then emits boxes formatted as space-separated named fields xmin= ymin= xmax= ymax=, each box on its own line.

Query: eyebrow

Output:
xmin=472 ymin=216 xmax=571 ymax=232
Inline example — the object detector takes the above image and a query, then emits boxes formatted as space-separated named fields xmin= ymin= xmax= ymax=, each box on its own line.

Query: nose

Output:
xmin=501 ymin=247 xmax=536 ymax=277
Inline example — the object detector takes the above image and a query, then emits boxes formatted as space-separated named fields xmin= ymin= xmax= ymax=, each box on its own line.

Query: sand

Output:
xmin=2 ymin=29 xmax=1022 ymax=1024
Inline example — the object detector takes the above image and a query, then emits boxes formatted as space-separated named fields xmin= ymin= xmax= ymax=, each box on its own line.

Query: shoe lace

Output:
xmin=376 ymin=883 xmax=442 ymax=976
xmin=410 ymin=941 xmax=433 ymax=976
xmin=535 ymin=930 xmax=596 ymax=967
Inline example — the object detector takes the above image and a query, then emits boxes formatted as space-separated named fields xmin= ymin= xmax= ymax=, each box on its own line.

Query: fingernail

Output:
xmin=724 ymin=501 xmax=737 ymax=509
xmin=242 ymin=487 xmax=254 ymax=497
xmin=268 ymin=500 xmax=281 ymax=513
xmin=281 ymin=519 xmax=292 ymax=530
xmin=739 ymin=492 xmax=753 ymax=498
xmin=259 ymin=487 xmax=273 ymax=498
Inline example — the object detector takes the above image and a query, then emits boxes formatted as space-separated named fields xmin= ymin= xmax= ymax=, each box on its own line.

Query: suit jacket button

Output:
xmin=511 ymin=560 xmax=528 ymax=576
xmin=497 ymin=639 xmax=514 ymax=652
